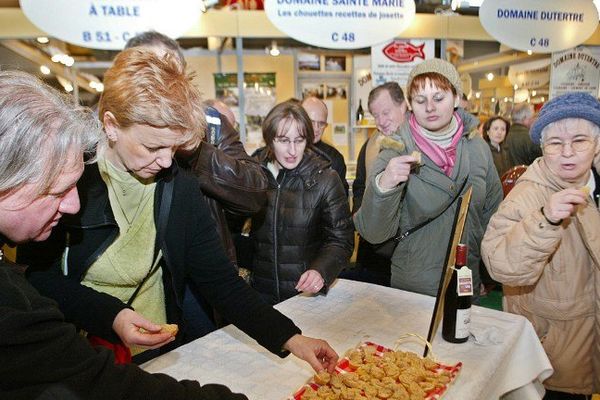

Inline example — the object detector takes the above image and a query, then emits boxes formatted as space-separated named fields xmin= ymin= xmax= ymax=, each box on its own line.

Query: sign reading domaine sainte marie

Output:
xmin=19 ymin=0 xmax=205 ymax=50
xmin=479 ymin=0 xmax=598 ymax=53
xmin=264 ymin=0 xmax=416 ymax=49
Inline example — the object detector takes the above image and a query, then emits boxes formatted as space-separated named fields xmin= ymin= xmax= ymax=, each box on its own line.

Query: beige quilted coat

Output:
xmin=481 ymin=158 xmax=600 ymax=394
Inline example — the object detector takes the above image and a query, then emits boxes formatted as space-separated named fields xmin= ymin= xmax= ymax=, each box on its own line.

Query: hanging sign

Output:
xmin=264 ymin=0 xmax=416 ymax=50
xmin=508 ymin=58 xmax=551 ymax=89
xmin=19 ymin=0 xmax=204 ymax=50
xmin=550 ymin=46 xmax=600 ymax=99
xmin=479 ymin=0 xmax=599 ymax=53
xmin=371 ymin=39 xmax=434 ymax=88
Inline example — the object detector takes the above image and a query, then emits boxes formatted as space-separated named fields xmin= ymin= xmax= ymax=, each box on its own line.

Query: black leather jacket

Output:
xmin=182 ymin=115 xmax=268 ymax=266
xmin=250 ymin=148 xmax=354 ymax=304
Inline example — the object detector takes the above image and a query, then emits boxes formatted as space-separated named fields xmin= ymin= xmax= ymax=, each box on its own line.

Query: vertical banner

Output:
xmin=371 ymin=39 xmax=435 ymax=90
xmin=550 ymin=46 xmax=600 ymax=99
xmin=353 ymin=55 xmax=373 ymax=123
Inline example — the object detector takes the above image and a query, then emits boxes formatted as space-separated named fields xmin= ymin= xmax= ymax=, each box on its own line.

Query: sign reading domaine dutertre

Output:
xmin=19 ymin=0 xmax=205 ymax=50
xmin=264 ymin=0 xmax=416 ymax=49
xmin=479 ymin=0 xmax=598 ymax=53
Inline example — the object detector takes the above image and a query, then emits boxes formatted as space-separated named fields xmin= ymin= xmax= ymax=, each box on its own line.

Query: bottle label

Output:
xmin=456 ymin=266 xmax=473 ymax=296
xmin=455 ymin=308 xmax=471 ymax=339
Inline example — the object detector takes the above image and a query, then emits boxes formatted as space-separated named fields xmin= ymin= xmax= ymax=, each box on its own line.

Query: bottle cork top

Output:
xmin=455 ymin=243 xmax=467 ymax=266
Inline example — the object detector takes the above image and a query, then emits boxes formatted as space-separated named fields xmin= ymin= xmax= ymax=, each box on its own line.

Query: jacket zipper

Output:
xmin=273 ymin=170 xmax=286 ymax=303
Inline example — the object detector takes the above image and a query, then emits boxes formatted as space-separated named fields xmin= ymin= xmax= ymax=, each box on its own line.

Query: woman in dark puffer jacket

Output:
xmin=250 ymin=101 xmax=354 ymax=304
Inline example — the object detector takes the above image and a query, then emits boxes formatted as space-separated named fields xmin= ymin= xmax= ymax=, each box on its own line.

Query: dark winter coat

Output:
xmin=314 ymin=140 xmax=349 ymax=197
xmin=20 ymin=162 xmax=300 ymax=355
xmin=181 ymin=114 xmax=268 ymax=266
xmin=0 ymin=239 xmax=247 ymax=400
xmin=250 ymin=148 xmax=354 ymax=304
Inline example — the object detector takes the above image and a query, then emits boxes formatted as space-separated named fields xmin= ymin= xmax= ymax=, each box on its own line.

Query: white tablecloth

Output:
xmin=142 ymin=279 xmax=553 ymax=400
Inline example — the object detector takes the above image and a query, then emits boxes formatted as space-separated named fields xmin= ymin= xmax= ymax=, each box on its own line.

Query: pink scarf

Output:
xmin=409 ymin=112 xmax=463 ymax=176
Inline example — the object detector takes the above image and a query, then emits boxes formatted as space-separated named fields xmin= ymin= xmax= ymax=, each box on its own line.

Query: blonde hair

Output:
xmin=99 ymin=48 xmax=205 ymax=149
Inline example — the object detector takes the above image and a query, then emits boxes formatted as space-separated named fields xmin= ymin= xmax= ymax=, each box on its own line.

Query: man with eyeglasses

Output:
xmin=482 ymin=92 xmax=600 ymax=400
xmin=302 ymin=97 xmax=349 ymax=196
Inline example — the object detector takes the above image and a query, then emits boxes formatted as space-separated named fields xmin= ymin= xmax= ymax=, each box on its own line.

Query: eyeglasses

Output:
xmin=311 ymin=120 xmax=328 ymax=129
xmin=274 ymin=137 xmax=307 ymax=146
xmin=543 ymin=137 xmax=595 ymax=155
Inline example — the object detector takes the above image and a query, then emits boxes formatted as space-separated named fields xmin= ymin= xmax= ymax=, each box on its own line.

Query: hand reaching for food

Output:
xmin=284 ymin=334 xmax=339 ymax=373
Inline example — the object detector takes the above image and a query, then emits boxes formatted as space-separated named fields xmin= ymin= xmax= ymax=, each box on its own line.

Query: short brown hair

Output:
xmin=262 ymin=101 xmax=314 ymax=161
xmin=407 ymin=72 xmax=456 ymax=102
xmin=125 ymin=30 xmax=186 ymax=66
xmin=99 ymin=48 xmax=205 ymax=149
xmin=482 ymin=116 xmax=511 ymax=143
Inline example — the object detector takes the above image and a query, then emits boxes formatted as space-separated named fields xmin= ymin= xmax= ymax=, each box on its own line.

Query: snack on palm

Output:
xmin=410 ymin=151 xmax=422 ymax=166
xmin=159 ymin=323 xmax=179 ymax=336
xmin=581 ymin=186 xmax=591 ymax=196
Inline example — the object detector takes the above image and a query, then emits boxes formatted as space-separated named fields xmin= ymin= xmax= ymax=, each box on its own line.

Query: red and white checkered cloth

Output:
xmin=291 ymin=341 xmax=462 ymax=400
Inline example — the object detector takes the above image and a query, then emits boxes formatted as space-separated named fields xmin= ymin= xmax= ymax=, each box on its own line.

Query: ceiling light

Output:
xmin=527 ymin=50 xmax=533 ymax=55
xmin=531 ymin=90 xmax=537 ymax=96
xmin=269 ymin=41 xmax=280 ymax=57
xmin=541 ymin=96 xmax=545 ymax=102
xmin=39 ymin=65 xmax=50 ymax=75
xmin=504 ymin=97 xmax=508 ymax=102
xmin=475 ymin=92 xmax=481 ymax=99
xmin=95 ymin=83 xmax=104 ymax=92
xmin=64 ymin=83 xmax=73 ymax=92
xmin=51 ymin=54 xmax=62 ymax=63
xmin=491 ymin=97 xmax=496 ymax=103
xmin=36 ymin=36 xmax=49 ymax=44
xmin=486 ymin=72 xmax=494 ymax=81
xmin=513 ymin=84 xmax=518 ymax=90
xmin=63 ymin=56 xmax=75 ymax=67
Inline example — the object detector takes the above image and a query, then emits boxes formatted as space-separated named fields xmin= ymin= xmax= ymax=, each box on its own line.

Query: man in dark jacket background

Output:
xmin=341 ymin=82 xmax=407 ymax=287
xmin=302 ymin=96 xmax=349 ymax=197
xmin=0 ymin=70 xmax=247 ymax=399
xmin=505 ymin=102 xmax=541 ymax=167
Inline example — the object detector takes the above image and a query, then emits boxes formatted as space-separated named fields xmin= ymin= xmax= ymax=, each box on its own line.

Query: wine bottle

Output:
xmin=442 ymin=243 xmax=472 ymax=343
xmin=356 ymin=99 xmax=364 ymax=123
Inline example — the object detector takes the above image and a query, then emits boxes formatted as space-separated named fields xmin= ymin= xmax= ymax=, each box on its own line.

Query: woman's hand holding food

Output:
xmin=283 ymin=334 xmax=339 ymax=373
xmin=379 ymin=154 xmax=419 ymax=189
xmin=113 ymin=308 xmax=175 ymax=349
xmin=542 ymin=188 xmax=588 ymax=224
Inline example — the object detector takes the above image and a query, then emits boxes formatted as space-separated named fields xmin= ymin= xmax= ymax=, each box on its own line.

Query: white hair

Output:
xmin=511 ymin=102 xmax=534 ymax=124
xmin=0 ymin=71 xmax=103 ymax=196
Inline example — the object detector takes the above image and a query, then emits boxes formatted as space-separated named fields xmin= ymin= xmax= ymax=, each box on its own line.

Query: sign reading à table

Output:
xmin=479 ymin=0 xmax=598 ymax=53
xmin=19 ymin=0 xmax=204 ymax=50
xmin=264 ymin=0 xmax=416 ymax=50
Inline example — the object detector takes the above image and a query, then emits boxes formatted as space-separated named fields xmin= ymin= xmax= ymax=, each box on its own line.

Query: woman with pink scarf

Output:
xmin=354 ymin=59 xmax=502 ymax=298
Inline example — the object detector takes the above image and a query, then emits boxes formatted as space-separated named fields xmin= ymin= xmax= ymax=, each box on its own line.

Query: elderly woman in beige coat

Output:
xmin=481 ymin=92 xmax=600 ymax=399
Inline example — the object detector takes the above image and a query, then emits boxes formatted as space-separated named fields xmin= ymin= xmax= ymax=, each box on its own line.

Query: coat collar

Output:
xmin=61 ymin=161 xmax=177 ymax=228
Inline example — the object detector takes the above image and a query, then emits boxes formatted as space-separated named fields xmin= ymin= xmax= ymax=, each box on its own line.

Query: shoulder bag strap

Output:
xmin=392 ymin=177 xmax=469 ymax=243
